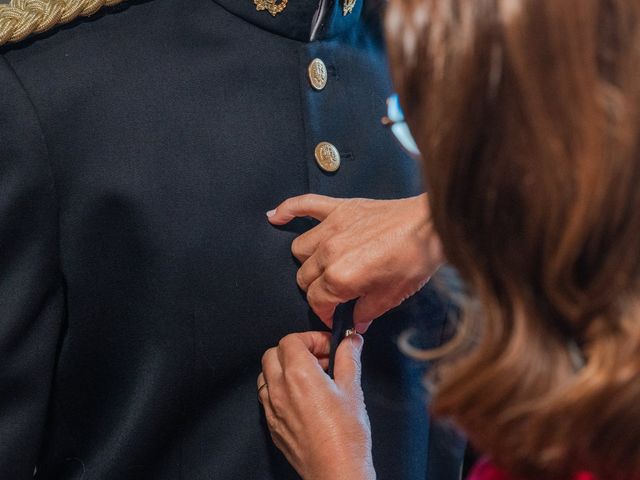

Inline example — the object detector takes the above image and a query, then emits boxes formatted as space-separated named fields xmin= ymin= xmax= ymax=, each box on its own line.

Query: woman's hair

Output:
xmin=0 ymin=0 xmax=124 ymax=47
xmin=386 ymin=0 xmax=640 ymax=478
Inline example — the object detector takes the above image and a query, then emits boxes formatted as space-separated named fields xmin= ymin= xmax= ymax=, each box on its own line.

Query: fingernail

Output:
xmin=266 ymin=209 xmax=276 ymax=218
xmin=350 ymin=334 xmax=364 ymax=353
xmin=355 ymin=322 xmax=371 ymax=335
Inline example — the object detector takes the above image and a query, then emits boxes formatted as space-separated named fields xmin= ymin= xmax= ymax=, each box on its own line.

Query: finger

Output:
xmin=353 ymin=294 xmax=397 ymax=333
xmin=257 ymin=371 xmax=265 ymax=390
xmin=257 ymin=371 xmax=279 ymax=435
xmin=291 ymin=228 xmax=325 ymax=263
xmin=318 ymin=357 xmax=330 ymax=371
xmin=277 ymin=332 xmax=332 ymax=367
xmin=261 ymin=347 xmax=283 ymax=389
xmin=290 ymin=206 xmax=342 ymax=262
xmin=307 ymin=277 xmax=345 ymax=327
xmin=296 ymin=255 xmax=323 ymax=292
xmin=259 ymin=385 xmax=279 ymax=433
xmin=277 ymin=333 xmax=333 ymax=390
xmin=334 ymin=333 xmax=364 ymax=392
xmin=267 ymin=194 xmax=343 ymax=225
xmin=257 ymin=371 xmax=269 ymax=405
xmin=356 ymin=321 xmax=373 ymax=334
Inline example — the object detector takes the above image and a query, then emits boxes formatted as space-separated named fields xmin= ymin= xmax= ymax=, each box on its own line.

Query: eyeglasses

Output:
xmin=381 ymin=94 xmax=421 ymax=161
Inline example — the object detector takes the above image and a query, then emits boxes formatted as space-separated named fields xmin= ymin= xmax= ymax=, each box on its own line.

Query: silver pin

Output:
xmin=343 ymin=0 xmax=356 ymax=16
xmin=344 ymin=328 xmax=357 ymax=338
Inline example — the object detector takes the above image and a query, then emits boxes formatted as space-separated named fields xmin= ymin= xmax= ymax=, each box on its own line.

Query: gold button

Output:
xmin=308 ymin=58 xmax=328 ymax=91
xmin=314 ymin=142 xmax=341 ymax=172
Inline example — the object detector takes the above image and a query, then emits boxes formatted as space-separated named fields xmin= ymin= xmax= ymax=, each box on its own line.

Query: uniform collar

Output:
xmin=211 ymin=0 xmax=364 ymax=42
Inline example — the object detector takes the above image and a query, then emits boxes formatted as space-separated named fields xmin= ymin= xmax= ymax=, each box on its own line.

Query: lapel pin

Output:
xmin=343 ymin=0 xmax=356 ymax=16
xmin=254 ymin=0 xmax=288 ymax=17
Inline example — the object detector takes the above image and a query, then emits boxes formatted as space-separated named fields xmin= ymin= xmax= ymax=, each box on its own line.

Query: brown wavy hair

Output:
xmin=385 ymin=0 xmax=640 ymax=478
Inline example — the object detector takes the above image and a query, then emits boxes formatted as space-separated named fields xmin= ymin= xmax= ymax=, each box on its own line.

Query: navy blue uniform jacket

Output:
xmin=0 ymin=0 xmax=463 ymax=478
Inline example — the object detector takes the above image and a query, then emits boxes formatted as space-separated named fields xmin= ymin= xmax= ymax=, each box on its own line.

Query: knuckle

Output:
xmin=267 ymin=389 xmax=285 ymax=414
xmin=261 ymin=347 xmax=276 ymax=368
xmin=324 ymin=265 xmax=355 ymax=294
xmin=291 ymin=237 xmax=302 ymax=256
xmin=304 ymin=193 xmax=320 ymax=205
xmin=290 ymin=196 xmax=303 ymax=210
xmin=266 ymin=412 xmax=281 ymax=433
xmin=258 ymin=387 xmax=269 ymax=405
xmin=323 ymin=266 xmax=345 ymax=288
xmin=320 ymin=221 xmax=338 ymax=237
xmin=320 ymin=237 xmax=341 ymax=258
xmin=269 ymin=431 xmax=284 ymax=450
xmin=295 ymin=193 xmax=315 ymax=211
xmin=306 ymin=287 xmax=323 ymax=311
xmin=285 ymin=364 xmax=311 ymax=384
xmin=296 ymin=269 xmax=308 ymax=291
xmin=306 ymin=284 xmax=318 ymax=303
xmin=277 ymin=334 xmax=296 ymax=352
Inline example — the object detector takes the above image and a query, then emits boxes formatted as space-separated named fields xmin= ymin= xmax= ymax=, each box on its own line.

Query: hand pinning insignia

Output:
xmin=343 ymin=0 xmax=356 ymax=16
xmin=254 ymin=0 xmax=288 ymax=17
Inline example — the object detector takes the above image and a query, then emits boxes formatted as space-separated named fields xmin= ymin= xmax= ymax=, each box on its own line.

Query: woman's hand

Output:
xmin=267 ymin=194 xmax=444 ymax=333
xmin=258 ymin=332 xmax=375 ymax=480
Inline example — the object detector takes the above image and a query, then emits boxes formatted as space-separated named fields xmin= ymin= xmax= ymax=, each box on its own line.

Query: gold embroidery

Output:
xmin=0 ymin=0 xmax=125 ymax=47
xmin=254 ymin=0 xmax=288 ymax=17
xmin=343 ymin=0 xmax=356 ymax=16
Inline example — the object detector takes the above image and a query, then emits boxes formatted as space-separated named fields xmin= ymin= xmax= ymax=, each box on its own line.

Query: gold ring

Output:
xmin=257 ymin=382 xmax=268 ymax=395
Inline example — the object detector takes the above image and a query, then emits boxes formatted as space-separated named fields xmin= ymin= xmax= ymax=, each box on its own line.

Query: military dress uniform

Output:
xmin=0 ymin=0 xmax=463 ymax=478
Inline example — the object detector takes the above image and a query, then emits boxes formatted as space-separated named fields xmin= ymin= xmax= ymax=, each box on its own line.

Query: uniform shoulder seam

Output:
xmin=0 ymin=0 xmax=126 ymax=47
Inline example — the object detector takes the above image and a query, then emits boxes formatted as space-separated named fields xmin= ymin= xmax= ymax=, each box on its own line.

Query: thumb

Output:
xmin=266 ymin=194 xmax=342 ymax=225
xmin=334 ymin=334 xmax=364 ymax=392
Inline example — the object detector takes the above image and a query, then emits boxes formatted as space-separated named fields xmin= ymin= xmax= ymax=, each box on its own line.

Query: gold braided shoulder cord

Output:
xmin=0 ymin=0 xmax=126 ymax=47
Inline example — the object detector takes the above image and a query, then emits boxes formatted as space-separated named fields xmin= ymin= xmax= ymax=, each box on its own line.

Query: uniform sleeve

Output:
xmin=0 ymin=56 xmax=64 ymax=477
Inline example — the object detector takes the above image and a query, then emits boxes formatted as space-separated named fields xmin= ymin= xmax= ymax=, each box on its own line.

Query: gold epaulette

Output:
xmin=0 ymin=0 xmax=126 ymax=47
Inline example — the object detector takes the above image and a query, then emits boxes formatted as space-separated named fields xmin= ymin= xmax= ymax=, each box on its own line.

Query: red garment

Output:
xmin=468 ymin=458 xmax=595 ymax=480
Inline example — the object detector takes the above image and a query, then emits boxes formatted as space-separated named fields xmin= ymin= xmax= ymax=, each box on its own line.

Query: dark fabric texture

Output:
xmin=0 ymin=0 xmax=463 ymax=478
